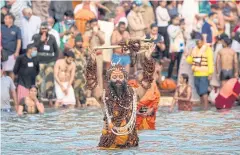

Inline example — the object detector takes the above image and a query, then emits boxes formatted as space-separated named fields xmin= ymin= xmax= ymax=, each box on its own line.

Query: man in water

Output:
xmin=111 ymin=22 xmax=131 ymax=72
xmin=86 ymin=42 xmax=158 ymax=149
xmin=1 ymin=64 xmax=18 ymax=112
xmin=54 ymin=51 xmax=76 ymax=107
xmin=186 ymin=34 xmax=214 ymax=110
xmin=216 ymin=37 xmax=239 ymax=86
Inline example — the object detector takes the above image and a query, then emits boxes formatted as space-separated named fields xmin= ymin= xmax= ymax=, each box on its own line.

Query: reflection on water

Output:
xmin=1 ymin=106 xmax=240 ymax=155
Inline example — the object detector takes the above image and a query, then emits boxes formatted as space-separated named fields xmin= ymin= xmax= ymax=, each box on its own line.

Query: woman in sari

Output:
xmin=17 ymin=86 xmax=44 ymax=116
xmin=170 ymin=73 xmax=192 ymax=112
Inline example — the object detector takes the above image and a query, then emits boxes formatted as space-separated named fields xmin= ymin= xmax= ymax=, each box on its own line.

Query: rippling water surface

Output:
xmin=1 ymin=106 xmax=240 ymax=155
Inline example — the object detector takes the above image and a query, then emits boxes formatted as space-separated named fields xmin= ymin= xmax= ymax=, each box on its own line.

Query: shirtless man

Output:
xmin=211 ymin=4 xmax=225 ymax=35
xmin=216 ymin=37 xmax=239 ymax=86
xmin=54 ymin=51 xmax=76 ymax=107
xmin=111 ymin=22 xmax=131 ymax=72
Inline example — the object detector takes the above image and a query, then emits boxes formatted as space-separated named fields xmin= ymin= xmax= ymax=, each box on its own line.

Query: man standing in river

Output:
xmin=216 ymin=37 xmax=239 ymax=86
xmin=54 ymin=51 xmax=76 ymax=107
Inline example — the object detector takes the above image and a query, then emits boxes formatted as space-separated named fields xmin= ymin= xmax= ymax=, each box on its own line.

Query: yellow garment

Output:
xmin=186 ymin=45 xmax=214 ymax=76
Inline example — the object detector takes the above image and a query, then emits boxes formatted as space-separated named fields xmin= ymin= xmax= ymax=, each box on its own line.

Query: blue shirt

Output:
xmin=1 ymin=24 xmax=22 ymax=55
xmin=167 ymin=7 xmax=178 ymax=19
xmin=201 ymin=22 xmax=212 ymax=44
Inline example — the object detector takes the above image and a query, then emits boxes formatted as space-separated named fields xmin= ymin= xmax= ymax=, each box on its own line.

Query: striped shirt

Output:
xmin=9 ymin=1 xmax=27 ymax=28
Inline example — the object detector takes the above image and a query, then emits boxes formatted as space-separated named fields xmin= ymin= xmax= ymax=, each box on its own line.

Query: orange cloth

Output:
xmin=100 ymin=122 xmax=129 ymax=149
xmin=128 ymin=79 xmax=139 ymax=88
xmin=72 ymin=1 xmax=82 ymax=9
xmin=74 ymin=9 xmax=96 ymax=34
xmin=128 ymin=80 xmax=160 ymax=130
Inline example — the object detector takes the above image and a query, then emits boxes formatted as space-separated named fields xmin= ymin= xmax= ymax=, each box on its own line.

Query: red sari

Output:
xmin=215 ymin=78 xmax=240 ymax=109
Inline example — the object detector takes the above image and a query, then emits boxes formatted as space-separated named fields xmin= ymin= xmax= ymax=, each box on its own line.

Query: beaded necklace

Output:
xmin=103 ymin=88 xmax=137 ymax=136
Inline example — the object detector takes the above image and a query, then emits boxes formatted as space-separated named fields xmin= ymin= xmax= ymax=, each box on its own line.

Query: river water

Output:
xmin=1 ymin=106 xmax=240 ymax=155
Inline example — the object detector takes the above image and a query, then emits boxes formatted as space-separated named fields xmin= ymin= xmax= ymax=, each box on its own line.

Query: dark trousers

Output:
xmin=158 ymin=26 xmax=170 ymax=58
xmin=168 ymin=52 xmax=183 ymax=78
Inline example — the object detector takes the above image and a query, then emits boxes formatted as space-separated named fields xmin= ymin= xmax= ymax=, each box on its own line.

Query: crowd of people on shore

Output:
xmin=1 ymin=0 xmax=240 ymax=117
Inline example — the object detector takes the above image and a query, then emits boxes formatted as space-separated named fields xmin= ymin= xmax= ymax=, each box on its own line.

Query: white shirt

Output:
xmin=156 ymin=6 xmax=170 ymax=27
xmin=10 ymin=0 xmax=27 ymax=28
xmin=21 ymin=15 xmax=41 ymax=49
xmin=168 ymin=24 xmax=185 ymax=53
xmin=49 ymin=29 xmax=60 ymax=47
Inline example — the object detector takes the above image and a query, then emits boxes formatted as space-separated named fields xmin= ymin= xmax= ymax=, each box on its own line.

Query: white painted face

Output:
xmin=110 ymin=69 xmax=125 ymax=83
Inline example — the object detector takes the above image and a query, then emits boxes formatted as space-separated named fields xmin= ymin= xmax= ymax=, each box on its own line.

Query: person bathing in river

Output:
xmin=54 ymin=51 xmax=76 ymax=108
xmin=135 ymin=60 xmax=162 ymax=130
xmin=86 ymin=43 xmax=158 ymax=149
xmin=186 ymin=34 xmax=214 ymax=110
xmin=216 ymin=36 xmax=239 ymax=86
xmin=17 ymin=85 xmax=44 ymax=116
xmin=170 ymin=73 xmax=192 ymax=112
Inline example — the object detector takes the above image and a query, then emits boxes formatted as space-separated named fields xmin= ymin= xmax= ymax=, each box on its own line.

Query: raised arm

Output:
xmin=85 ymin=50 xmax=102 ymax=102
xmin=95 ymin=2 xmax=111 ymax=13
xmin=136 ymin=44 xmax=156 ymax=98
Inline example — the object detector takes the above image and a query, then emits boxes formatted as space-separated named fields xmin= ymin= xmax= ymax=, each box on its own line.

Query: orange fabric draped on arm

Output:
xmin=128 ymin=80 xmax=160 ymax=130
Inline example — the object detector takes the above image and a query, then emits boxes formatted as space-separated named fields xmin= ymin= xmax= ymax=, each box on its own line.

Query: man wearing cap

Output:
xmin=54 ymin=51 xmax=76 ymax=108
xmin=216 ymin=36 xmax=239 ymax=86
xmin=32 ymin=21 xmax=59 ymax=106
xmin=186 ymin=34 xmax=214 ymax=110
xmin=13 ymin=43 xmax=40 ymax=104
xmin=127 ymin=2 xmax=146 ymax=40
xmin=72 ymin=34 xmax=87 ymax=107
